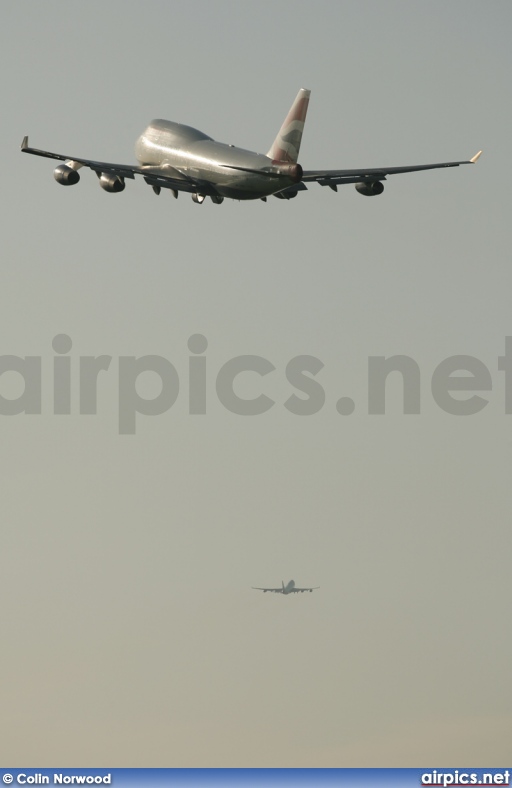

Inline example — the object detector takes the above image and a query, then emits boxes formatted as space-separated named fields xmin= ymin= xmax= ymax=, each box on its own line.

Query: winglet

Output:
xmin=21 ymin=135 xmax=29 ymax=151
xmin=470 ymin=150 xmax=483 ymax=163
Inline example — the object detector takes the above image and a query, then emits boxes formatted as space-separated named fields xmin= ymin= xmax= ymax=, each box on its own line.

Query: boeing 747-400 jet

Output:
xmin=252 ymin=580 xmax=319 ymax=594
xmin=21 ymin=88 xmax=481 ymax=204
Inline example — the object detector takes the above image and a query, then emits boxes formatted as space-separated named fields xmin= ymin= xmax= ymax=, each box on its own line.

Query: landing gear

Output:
xmin=191 ymin=193 xmax=224 ymax=204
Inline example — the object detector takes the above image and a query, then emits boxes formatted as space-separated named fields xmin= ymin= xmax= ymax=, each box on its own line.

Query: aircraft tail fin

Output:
xmin=267 ymin=88 xmax=310 ymax=163
xmin=282 ymin=580 xmax=285 ymax=592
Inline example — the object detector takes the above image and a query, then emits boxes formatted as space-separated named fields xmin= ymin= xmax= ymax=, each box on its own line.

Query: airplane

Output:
xmin=252 ymin=580 xmax=319 ymax=594
xmin=20 ymin=88 xmax=482 ymax=205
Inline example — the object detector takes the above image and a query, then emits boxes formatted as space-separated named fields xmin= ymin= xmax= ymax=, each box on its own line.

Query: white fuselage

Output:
xmin=282 ymin=580 xmax=296 ymax=594
xmin=135 ymin=119 xmax=301 ymax=200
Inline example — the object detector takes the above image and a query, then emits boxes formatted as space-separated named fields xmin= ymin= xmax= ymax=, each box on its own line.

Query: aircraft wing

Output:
xmin=20 ymin=136 xmax=218 ymax=196
xmin=252 ymin=587 xmax=284 ymax=593
xmin=289 ymin=586 xmax=320 ymax=593
xmin=301 ymin=151 xmax=482 ymax=189
xmin=251 ymin=586 xmax=319 ymax=593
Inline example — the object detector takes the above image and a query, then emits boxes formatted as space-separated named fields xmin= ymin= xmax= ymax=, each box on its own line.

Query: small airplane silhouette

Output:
xmin=252 ymin=579 xmax=319 ymax=594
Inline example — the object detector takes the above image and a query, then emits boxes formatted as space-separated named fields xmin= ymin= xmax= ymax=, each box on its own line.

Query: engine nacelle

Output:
xmin=99 ymin=173 xmax=125 ymax=193
xmin=53 ymin=164 xmax=80 ymax=186
xmin=355 ymin=180 xmax=384 ymax=196
xmin=274 ymin=188 xmax=298 ymax=200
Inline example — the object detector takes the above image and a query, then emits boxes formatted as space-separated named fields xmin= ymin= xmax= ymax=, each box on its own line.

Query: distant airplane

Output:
xmin=252 ymin=580 xmax=319 ymax=594
xmin=21 ymin=88 xmax=481 ymax=204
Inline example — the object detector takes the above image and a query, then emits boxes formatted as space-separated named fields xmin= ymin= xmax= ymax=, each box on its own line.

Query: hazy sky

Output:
xmin=1 ymin=0 xmax=511 ymax=767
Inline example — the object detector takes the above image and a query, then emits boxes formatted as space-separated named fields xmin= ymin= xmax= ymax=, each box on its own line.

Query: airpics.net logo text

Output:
xmin=1 ymin=334 xmax=512 ymax=434
xmin=421 ymin=772 xmax=510 ymax=787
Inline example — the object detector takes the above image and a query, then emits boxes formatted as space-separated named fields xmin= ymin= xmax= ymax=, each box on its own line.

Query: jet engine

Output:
xmin=99 ymin=173 xmax=125 ymax=193
xmin=355 ymin=180 xmax=384 ymax=196
xmin=274 ymin=188 xmax=298 ymax=200
xmin=53 ymin=164 xmax=80 ymax=186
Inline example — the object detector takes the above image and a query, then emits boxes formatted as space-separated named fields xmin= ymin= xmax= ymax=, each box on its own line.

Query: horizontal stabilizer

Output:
xmin=221 ymin=164 xmax=281 ymax=178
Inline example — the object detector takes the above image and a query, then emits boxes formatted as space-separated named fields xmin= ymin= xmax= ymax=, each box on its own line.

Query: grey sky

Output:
xmin=1 ymin=0 xmax=511 ymax=766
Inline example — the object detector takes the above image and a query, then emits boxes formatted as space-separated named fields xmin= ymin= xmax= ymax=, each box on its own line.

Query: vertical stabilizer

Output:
xmin=267 ymin=88 xmax=310 ymax=163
